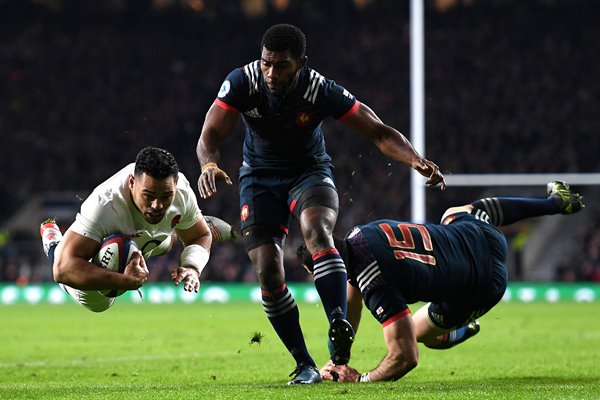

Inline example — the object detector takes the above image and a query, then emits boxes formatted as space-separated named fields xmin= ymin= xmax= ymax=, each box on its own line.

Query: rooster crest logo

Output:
xmin=240 ymin=205 xmax=250 ymax=222
xmin=296 ymin=112 xmax=311 ymax=127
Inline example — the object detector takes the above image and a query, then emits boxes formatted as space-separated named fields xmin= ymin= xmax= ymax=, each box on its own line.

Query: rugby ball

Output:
xmin=92 ymin=234 xmax=139 ymax=297
xmin=204 ymin=215 xmax=238 ymax=243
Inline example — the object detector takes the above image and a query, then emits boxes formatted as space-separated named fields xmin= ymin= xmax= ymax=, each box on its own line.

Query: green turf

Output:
xmin=0 ymin=300 xmax=599 ymax=399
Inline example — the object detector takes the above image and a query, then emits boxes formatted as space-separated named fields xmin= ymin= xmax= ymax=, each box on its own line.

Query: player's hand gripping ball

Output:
xmin=92 ymin=234 xmax=140 ymax=297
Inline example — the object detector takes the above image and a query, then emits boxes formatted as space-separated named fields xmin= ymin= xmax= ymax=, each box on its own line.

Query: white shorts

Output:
xmin=60 ymin=284 xmax=115 ymax=312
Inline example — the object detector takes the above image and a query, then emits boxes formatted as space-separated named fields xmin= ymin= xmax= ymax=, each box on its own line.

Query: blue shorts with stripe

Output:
xmin=238 ymin=162 xmax=337 ymax=233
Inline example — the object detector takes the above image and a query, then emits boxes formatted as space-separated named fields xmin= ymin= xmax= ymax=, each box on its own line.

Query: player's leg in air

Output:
xmin=441 ymin=181 xmax=584 ymax=226
xmin=411 ymin=303 xmax=482 ymax=349
xmin=39 ymin=218 xmax=118 ymax=312
xmin=40 ymin=218 xmax=62 ymax=265
xmin=296 ymin=185 xmax=355 ymax=367
xmin=418 ymin=181 xmax=584 ymax=349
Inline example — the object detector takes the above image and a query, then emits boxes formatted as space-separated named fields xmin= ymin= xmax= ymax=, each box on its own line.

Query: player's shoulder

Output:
xmin=175 ymin=171 xmax=195 ymax=197
xmin=86 ymin=164 xmax=132 ymax=207
xmin=230 ymin=60 xmax=261 ymax=90
xmin=302 ymin=67 xmax=356 ymax=107
xmin=217 ymin=60 xmax=260 ymax=101
xmin=299 ymin=66 xmax=327 ymax=103
xmin=174 ymin=171 xmax=200 ymax=208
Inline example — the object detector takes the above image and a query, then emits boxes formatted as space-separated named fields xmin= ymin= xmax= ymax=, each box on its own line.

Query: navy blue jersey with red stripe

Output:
xmin=345 ymin=213 xmax=506 ymax=325
xmin=214 ymin=61 xmax=358 ymax=169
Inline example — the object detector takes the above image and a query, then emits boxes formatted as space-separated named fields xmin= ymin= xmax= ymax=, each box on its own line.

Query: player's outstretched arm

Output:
xmin=347 ymin=283 xmax=363 ymax=333
xmin=173 ymin=218 xmax=212 ymax=293
xmin=321 ymin=314 xmax=418 ymax=383
xmin=341 ymin=103 xmax=446 ymax=189
xmin=197 ymin=103 xmax=237 ymax=199
xmin=53 ymin=230 xmax=147 ymax=291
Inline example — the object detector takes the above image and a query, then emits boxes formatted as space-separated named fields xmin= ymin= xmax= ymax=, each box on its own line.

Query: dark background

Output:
xmin=1 ymin=0 xmax=598 ymax=283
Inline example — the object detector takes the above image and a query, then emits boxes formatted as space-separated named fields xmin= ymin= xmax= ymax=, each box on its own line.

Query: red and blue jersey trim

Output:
xmin=382 ymin=308 xmax=411 ymax=327
xmin=339 ymin=101 xmax=360 ymax=122
xmin=214 ymin=98 xmax=239 ymax=112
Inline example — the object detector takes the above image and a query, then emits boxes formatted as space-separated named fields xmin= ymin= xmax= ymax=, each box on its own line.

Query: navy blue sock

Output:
xmin=446 ymin=325 xmax=474 ymax=346
xmin=471 ymin=197 xmax=561 ymax=226
xmin=47 ymin=243 xmax=58 ymax=264
xmin=427 ymin=324 xmax=477 ymax=350
xmin=312 ymin=248 xmax=347 ymax=322
xmin=262 ymin=284 xmax=315 ymax=367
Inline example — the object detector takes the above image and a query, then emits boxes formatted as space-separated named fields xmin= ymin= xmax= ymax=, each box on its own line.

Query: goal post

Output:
xmin=444 ymin=173 xmax=600 ymax=187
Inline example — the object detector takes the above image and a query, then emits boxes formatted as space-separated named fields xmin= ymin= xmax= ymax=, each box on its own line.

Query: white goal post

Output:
xmin=444 ymin=173 xmax=600 ymax=187
xmin=408 ymin=0 xmax=598 ymax=221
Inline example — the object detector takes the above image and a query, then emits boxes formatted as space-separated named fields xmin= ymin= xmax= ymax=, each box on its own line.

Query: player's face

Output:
xmin=129 ymin=173 xmax=178 ymax=224
xmin=260 ymin=47 xmax=306 ymax=96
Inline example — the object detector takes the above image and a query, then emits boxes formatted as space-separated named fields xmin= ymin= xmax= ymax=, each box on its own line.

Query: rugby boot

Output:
xmin=426 ymin=320 xmax=481 ymax=349
xmin=328 ymin=318 xmax=355 ymax=365
xmin=287 ymin=363 xmax=322 ymax=385
xmin=546 ymin=181 xmax=584 ymax=214
xmin=40 ymin=218 xmax=62 ymax=257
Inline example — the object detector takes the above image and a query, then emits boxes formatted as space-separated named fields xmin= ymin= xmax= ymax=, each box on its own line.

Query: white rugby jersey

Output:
xmin=69 ymin=163 xmax=203 ymax=259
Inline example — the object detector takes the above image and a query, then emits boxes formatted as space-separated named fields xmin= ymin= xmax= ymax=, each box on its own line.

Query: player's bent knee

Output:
xmin=64 ymin=286 xmax=115 ymax=313
xmin=295 ymin=186 xmax=339 ymax=221
xmin=242 ymin=225 xmax=285 ymax=252
xmin=440 ymin=205 xmax=473 ymax=224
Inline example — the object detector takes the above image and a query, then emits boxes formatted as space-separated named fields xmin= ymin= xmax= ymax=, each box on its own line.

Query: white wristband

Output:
xmin=180 ymin=244 xmax=210 ymax=276
xmin=358 ymin=372 xmax=370 ymax=382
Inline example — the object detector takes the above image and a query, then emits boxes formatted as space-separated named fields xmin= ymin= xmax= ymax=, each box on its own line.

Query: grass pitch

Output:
xmin=1 ymin=300 xmax=599 ymax=399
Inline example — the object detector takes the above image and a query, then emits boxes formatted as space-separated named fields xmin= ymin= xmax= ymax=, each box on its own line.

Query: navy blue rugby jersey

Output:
xmin=345 ymin=213 xmax=505 ymax=325
xmin=214 ymin=61 xmax=359 ymax=169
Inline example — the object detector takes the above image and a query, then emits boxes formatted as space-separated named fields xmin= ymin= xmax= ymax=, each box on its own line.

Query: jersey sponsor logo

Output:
xmin=296 ymin=111 xmax=312 ymax=126
xmin=127 ymin=231 xmax=144 ymax=238
xmin=244 ymin=108 xmax=262 ymax=118
xmin=303 ymin=69 xmax=325 ymax=104
xmin=170 ymin=215 xmax=182 ymax=228
xmin=139 ymin=239 xmax=162 ymax=255
xmin=218 ymin=80 xmax=231 ymax=98
xmin=240 ymin=204 xmax=250 ymax=222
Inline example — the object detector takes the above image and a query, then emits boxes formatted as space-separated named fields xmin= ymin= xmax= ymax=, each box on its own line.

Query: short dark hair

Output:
xmin=261 ymin=24 xmax=306 ymax=59
xmin=134 ymin=146 xmax=179 ymax=179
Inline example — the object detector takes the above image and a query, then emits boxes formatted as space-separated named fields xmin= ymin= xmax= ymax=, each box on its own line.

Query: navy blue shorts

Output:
xmin=428 ymin=220 xmax=509 ymax=329
xmin=238 ymin=163 xmax=338 ymax=233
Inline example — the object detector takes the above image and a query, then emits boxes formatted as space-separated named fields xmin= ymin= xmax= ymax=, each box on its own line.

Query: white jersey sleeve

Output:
xmin=69 ymin=164 xmax=133 ymax=243
xmin=171 ymin=173 xmax=203 ymax=231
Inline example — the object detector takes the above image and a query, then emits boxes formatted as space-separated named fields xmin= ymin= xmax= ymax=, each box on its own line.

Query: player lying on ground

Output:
xmin=298 ymin=181 xmax=584 ymax=382
xmin=40 ymin=146 xmax=236 ymax=312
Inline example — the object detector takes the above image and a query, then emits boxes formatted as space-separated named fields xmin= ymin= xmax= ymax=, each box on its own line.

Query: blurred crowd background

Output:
xmin=1 ymin=0 xmax=599 ymax=285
